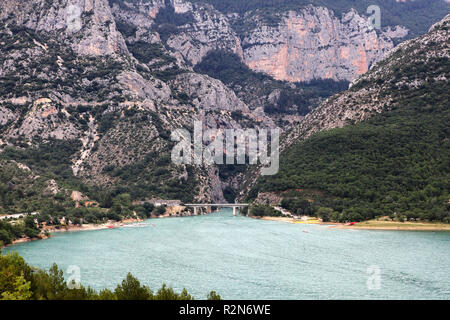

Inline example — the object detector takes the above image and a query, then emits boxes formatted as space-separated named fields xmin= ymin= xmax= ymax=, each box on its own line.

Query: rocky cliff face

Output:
xmin=241 ymin=6 xmax=408 ymax=82
xmin=0 ymin=0 xmax=129 ymax=56
xmin=167 ymin=0 xmax=243 ymax=65
xmin=110 ymin=0 xmax=409 ymax=82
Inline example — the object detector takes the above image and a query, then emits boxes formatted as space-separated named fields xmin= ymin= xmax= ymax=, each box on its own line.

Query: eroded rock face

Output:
xmin=130 ymin=1 xmax=409 ymax=83
xmin=0 ymin=106 xmax=16 ymax=126
xmin=139 ymin=1 xmax=409 ymax=83
xmin=167 ymin=2 xmax=243 ymax=65
xmin=108 ymin=0 xmax=410 ymax=83
xmin=242 ymin=6 xmax=408 ymax=82
xmin=0 ymin=0 xmax=252 ymax=202
xmin=0 ymin=0 xmax=128 ymax=56
xmin=284 ymin=14 xmax=449 ymax=149
xmin=172 ymin=73 xmax=248 ymax=112
xmin=116 ymin=71 xmax=171 ymax=102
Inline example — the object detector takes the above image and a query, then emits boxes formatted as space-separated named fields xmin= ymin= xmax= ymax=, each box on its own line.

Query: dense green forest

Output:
xmin=0 ymin=138 xmax=191 ymax=244
xmin=0 ymin=143 xmax=184 ymax=245
xmin=0 ymin=190 xmax=162 ymax=246
xmin=194 ymin=50 xmax=348 ymax=115
xmin=188 ymin=0 xmax=449 ymax=38
xmin=248 ymin=205 xmax=281 ymax=217
xmin=0 ymin=251 xmax=220 ymax=300
xmin=250 ymin=81 xmax=450 ymax=222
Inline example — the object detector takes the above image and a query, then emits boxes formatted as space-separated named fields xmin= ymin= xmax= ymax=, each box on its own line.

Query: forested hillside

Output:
xmin=247 ymin=14 xmax=450 ymax=222
xmin=252 ymin=83 xmax=449 ymax=222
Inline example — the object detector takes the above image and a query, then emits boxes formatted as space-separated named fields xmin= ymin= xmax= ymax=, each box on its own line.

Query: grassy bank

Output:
xmin=336 ymin=220 xmax=450 ymax=231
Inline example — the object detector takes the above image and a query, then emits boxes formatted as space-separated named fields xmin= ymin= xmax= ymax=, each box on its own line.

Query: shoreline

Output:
xmin=2 ymin=210 xmax=212 ymax=248
xmin=333 ymin=221 xmax=450 ymax=231
xmin=3 ymin=217 xmax=144 ymax=248
xmin=256 ymin=216 xmax=450 ymax=231
xmin=255 ymin=216 xmax=329 ymax=225
xmin=47 ymin=217 xmax=144 ymax=233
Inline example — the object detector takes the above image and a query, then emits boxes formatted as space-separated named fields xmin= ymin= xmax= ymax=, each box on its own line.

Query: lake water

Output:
xmin=4 ymin=209 xmax=450 ymax=299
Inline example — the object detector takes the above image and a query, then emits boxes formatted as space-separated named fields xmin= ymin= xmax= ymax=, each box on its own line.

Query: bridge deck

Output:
xmin=184 ymin=204 xmax=249 ymax=207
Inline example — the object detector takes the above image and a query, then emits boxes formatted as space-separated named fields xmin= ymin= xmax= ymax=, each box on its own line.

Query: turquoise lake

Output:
xmin=4 ymin=209 xmax=450 ymax=299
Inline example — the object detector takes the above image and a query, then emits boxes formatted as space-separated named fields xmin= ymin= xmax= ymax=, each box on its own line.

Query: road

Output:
xmin=0 ymin=212 xmax=39 ymax=220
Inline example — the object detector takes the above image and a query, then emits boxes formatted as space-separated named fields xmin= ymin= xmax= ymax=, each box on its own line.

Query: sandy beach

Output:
xmin=46 ymin=217 xmax=143 ymax=233
xmin=256 ymin=216 xmax=325 ymax=225
xmin=332 ymin=220 xmax=450 ymax=231
xmin=3 ymin=217 xmax=144 ymax=248
xmin=258 ymin=216 xmax=298 ymax=223
xmin=257 ymin=216 xmax=450 ymax=231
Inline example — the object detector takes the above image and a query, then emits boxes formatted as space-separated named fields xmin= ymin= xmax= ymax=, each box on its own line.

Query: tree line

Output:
xmin=0 ymin=251 xmax=221 ymax=300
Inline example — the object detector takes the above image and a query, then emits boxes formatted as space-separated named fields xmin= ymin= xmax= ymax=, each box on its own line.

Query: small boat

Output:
xmin=107 ymin=225 xmax=115 ymax=229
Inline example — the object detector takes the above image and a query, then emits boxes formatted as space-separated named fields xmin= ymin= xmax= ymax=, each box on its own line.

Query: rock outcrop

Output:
xmin=0 ymin=0 xmax=129 ymax=56
xmin=241 ymin=6 xmax=408 ymax=82
xmin=109 ymin=0 xmax=409 ymax=82
xmin=168 ymin=1 xmax=243 ymax=65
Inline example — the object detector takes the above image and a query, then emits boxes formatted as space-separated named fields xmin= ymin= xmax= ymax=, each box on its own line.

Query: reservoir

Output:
xmin=4 ymin=209 xmax=450 ymax=299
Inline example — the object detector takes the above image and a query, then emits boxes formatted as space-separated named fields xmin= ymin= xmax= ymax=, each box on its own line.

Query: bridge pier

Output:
xmin=233 ymin=207 xmax=237 ymax=216
xmin=193 ymin=207 xmax=198 ymax=215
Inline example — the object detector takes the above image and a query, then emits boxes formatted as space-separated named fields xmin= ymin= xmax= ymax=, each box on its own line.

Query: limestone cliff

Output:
xmin=241 ymin=6 xmax=408 ymax=82
xmin=0 ymin=0 xmax=129 ymax=56
xmin=110 ymin=0 xmax=410 ymax=82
